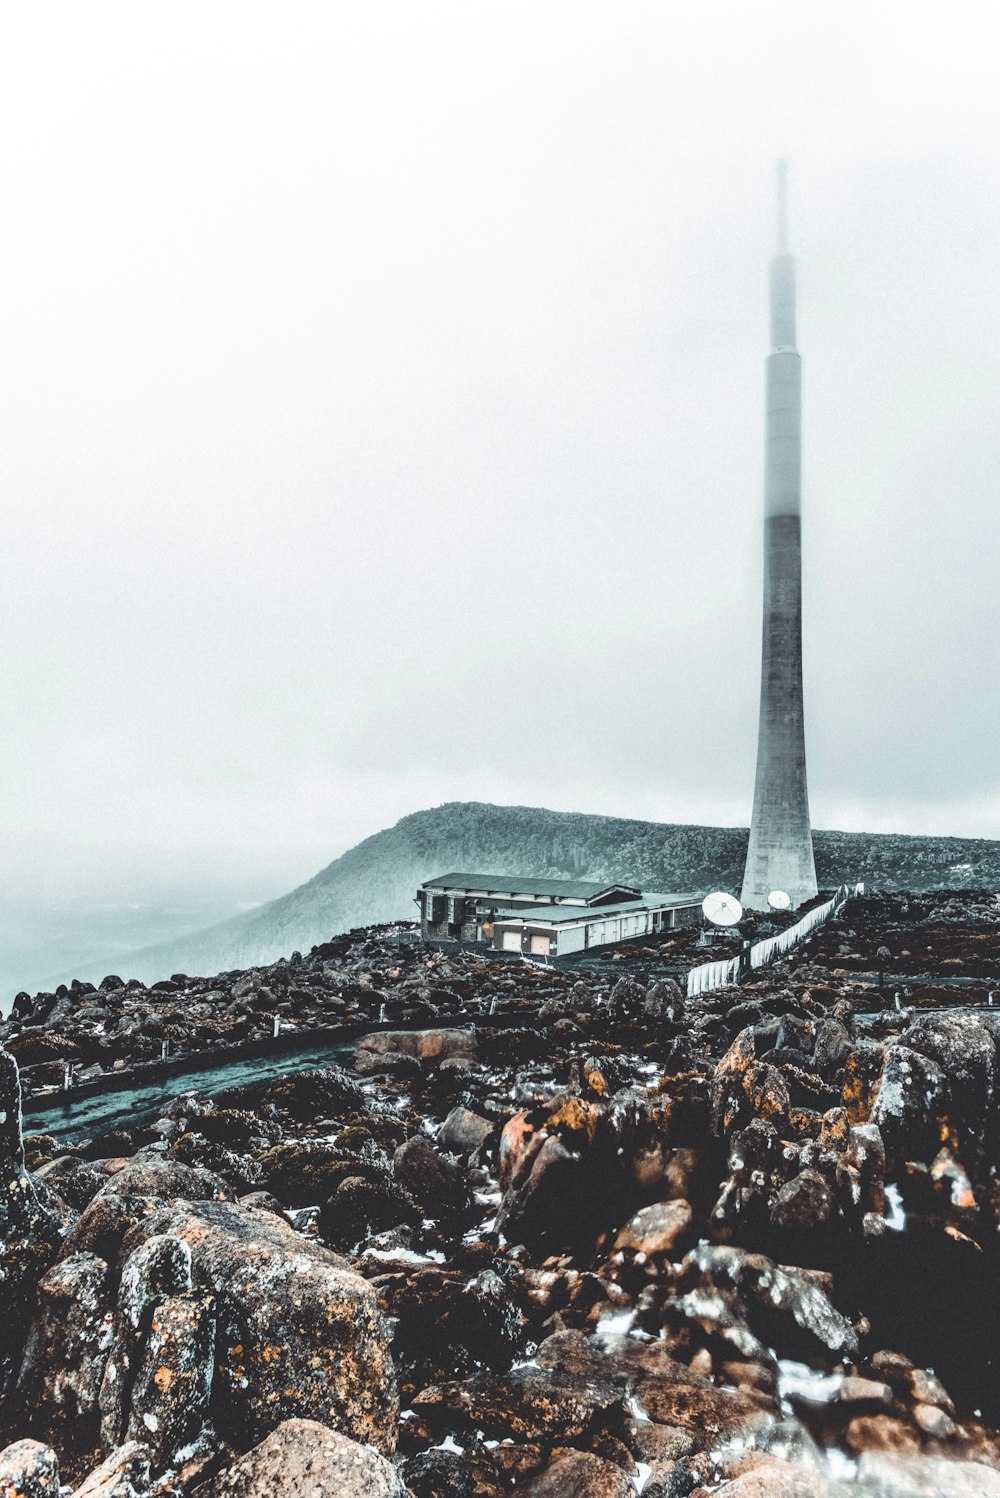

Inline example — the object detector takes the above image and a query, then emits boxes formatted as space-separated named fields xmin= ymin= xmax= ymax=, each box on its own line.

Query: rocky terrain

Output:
xmin=2 ymin=889 xmax=1000 ymax=1495
xmin=43 ymin=802 xmax=1000 ymax=987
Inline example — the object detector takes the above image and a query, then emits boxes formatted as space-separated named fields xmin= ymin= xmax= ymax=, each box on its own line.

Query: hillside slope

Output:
xmin=44 ymin=801 xmax=1000 ymax=985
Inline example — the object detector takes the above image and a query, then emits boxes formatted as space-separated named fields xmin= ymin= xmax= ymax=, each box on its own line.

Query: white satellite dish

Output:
xmin=702 ymin=891 xmax=743 ymax=927
xmin=768 ymin=890 xmax=791 ymax=911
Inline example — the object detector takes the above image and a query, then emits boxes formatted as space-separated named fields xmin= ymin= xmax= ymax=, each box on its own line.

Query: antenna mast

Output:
xmin=741 ymin=159 xmax=817 ymax=912
xmin=775 ymin=159 xmax=789 ymax=253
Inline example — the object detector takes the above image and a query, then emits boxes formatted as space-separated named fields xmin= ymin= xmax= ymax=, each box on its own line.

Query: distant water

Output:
xmin=0 ymin=890 xmax=267 ymax=1005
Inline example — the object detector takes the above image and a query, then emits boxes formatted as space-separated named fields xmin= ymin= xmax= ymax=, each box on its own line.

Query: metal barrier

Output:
xmin=686 ymin=882 xmax=865 ymax=999
xmin=686 ymin=954 xmax=741 ymax=997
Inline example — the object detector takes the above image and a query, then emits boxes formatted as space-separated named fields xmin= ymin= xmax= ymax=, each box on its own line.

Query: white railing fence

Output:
xmin=686 ymin=882 xmax=865 ymax=999
xmin=686 ymin=954 xmax=742 ymax=998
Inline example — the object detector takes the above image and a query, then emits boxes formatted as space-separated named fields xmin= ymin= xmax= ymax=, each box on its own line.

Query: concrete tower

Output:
xmin=740 ymin=162 xmax=818 ymax=911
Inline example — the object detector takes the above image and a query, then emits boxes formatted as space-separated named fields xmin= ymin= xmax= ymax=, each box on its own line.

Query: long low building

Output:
xmin=490 ymin=892 xmax=702 ymax=958
xmin=417 ymin=872 xmax=703 ymax=957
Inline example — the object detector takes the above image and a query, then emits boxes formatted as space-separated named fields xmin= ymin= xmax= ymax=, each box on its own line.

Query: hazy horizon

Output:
xmin=6 ymin=793 xmax=1000 ymax=1001
xmin=3 ymin=3 xmax=998 ymax=931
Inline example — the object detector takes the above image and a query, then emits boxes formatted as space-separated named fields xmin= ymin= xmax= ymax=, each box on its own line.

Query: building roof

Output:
xmin=493 ymin=892 xmax=704 ymax=927
xmin=422 ymin=873 xmax=640 ymax=902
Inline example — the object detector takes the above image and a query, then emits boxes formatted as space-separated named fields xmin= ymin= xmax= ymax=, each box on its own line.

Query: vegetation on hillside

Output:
xmin=67 ymin=802 xmax=1000 ymax=983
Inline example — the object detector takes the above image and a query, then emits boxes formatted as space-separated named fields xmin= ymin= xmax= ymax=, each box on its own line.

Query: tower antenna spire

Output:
xmin=775 ymin=159 xmax=789 ymax=253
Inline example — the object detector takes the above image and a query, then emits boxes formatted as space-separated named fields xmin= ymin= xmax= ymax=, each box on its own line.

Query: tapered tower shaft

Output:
xmin=741 ymin=163 xmax=818 ymax=910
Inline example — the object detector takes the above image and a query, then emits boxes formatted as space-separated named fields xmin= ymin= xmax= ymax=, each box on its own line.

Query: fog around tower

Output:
xmin=1 ymin=0 xmax=998 ymax=920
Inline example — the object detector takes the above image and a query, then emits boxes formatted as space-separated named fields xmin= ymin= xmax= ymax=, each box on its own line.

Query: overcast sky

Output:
xmin=1 ymin=1 xmax=998 ymax=907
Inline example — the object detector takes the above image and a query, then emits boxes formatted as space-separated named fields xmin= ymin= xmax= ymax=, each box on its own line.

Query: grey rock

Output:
xmin=0 ymin=1439 xmax=60 ymax=1498
xmin=355 ymin=1028 xmax=477 ymax=1074
xmin=71 ymin=1442 xmax=151 ymax=1498
xmin=393 ymin=1134 xmax=470 ymax=1219
xmin=198 ymin=1417 xmax=407 ymax=1497
xmin=612 ymin=1200 xmax=693 ymax=1258
xmin=813 ymin=1017 xmax=851 ymax=1074
xmin=872 ymin=1045 xmax=948 ymax=1166
xmin=683 ymin=1244 xmax=858 ymax=1357
xmin=124 ymin=1292 xmax=216 ymax=1468
xmin=0 ymin=1049 xmax=62 ymax=1388
xmin=121 ymin=1198 xmax=397 ymax=1452
xmin=16 ymin=1253 xmax=113 ymax=1431
xmin=100 ymin=1235 xmax=193 ymax=1448
xmin=438 ymin=1106 xmax=493 ymax=1157
xmin=522 ymin=1448 xmax=633 ymax=1498
xmin=93 ymin=1152 xmax=232 ymax=1205
xmin=770 ymin=1169 xmax=838 ymax=1233
xmin=905 ymin=1013 xmax=997 ymax=1133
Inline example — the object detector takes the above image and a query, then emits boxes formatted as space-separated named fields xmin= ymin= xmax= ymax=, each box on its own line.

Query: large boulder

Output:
xmin=265 ymin=1067 xmax=366 ymax=1121
xmin=198 ymin=1418 xmax=407 ymax=1498
xmin=495 ymin=1134 xmax=583 ymax=1247
xmin=393 ymin=1135 xmax=471 ymax=1221
xmin=680 ymin=1244 xmax=858 ymax=1359
xmin=813 ymin=1017 xmax=852 ymax=1075
xmin=401 ymin=1446 xmax=504 ymax=1497
xmin=438 ymin=1107 xmax=493 ymax=1158
xmin=321 ymin=1175 xmax=421 ymax=1250
xmin=712 ymin=1029 xmax=790 ymax=1133
xmin=120 ymin=1198 xmax=397 ymax=1452
xmin=0 ymin=1440 xmax=60 ymax=1498
xmin=16 ymin=1253 xmax=113 ymax=1437
xmin=522 ymin=1449 xmax=633 ymax=1498
xmin=709 ymin=1460 xmax=827 ymax=1497
xmin=257 ymin=1140 xmax=367 ymax=1206
xmin=608 ymin=978 xmax=645 ymax=1021
xmin=92 ymin=1152 xmax=233 ymax=1205
xmin=769 ymin=1168 xmax=838 ymax=1235
xmin=843 ymin=1040 xmax=887 ymax=1125
xmin=0 ymin=1049 xmax=61 ymax=1391
xmin=871 ymin=1046 xmax=948 ymax=1168
xmin=495 ymin=1092 xmax=634 ymax=1250
xmin=71 ymin=1442 xmax=151 ymax=1497
xmin=33 ymin=1156 xmax=108 ymax=1213
xmin=355 ymin=1029 xmax=477 ymax=1075
xmin=612 ymin=1200 xmax=693 ymax=1258
xmin=412 ymin=1364 xmax=625 ymax=1444
xmin=534 ymin=1329 xmax=771 ymax=1446
xmin=99 ymin=1233 xmax=195 ymax=1449
xmin=122 ymin=1292 xmax=216 ymax=1468
xmin=905 ymin=1013 xmax=997 ymax=1139
xmin=382 ymin=1264 xmax=527 ymax=1389
xmin=643 ymin=978 xmax=684 ymax=1023
xmin=854 ymin=1453 xmax=1000 ymax=1496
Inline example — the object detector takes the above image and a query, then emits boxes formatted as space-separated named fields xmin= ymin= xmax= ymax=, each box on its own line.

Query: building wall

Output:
xmin=556 ymin=926 xmax=586 ymax=954
xmin=491 ymin=900 xmax=704 ymax=955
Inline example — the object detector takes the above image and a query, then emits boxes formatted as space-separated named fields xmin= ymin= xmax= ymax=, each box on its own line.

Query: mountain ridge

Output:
xmin=35 ymin=801 xmax=1000 ymax=987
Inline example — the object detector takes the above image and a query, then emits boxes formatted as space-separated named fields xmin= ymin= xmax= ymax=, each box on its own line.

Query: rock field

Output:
xmin=2 ymin=889 xmax=1000 ymax=1496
